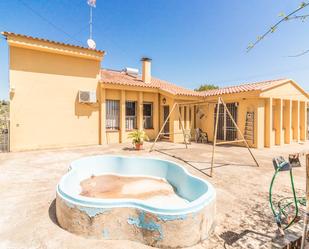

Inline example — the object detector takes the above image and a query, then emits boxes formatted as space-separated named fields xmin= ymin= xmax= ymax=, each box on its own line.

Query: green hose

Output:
xmin=269 ymin=163 xmax=306 ymax=230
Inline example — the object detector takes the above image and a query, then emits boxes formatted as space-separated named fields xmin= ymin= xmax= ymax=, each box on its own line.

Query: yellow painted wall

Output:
xmin=198 ymin=97 xmax=262 ymax=148
xmin=106 ymin=89 xmax=121 ymax=100
xmin=261 ymin=81 xmax=308 ymax=101
xmin=9 ymin=46 xmax=101 ymax=151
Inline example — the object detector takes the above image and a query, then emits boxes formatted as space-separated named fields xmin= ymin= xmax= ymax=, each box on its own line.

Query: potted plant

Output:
xmin=128 ymin=130 xmax=149 ymax=150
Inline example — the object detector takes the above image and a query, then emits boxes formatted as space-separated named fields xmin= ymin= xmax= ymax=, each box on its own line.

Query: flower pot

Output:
xmin=135 ymin=143 xmax=143 ymax=150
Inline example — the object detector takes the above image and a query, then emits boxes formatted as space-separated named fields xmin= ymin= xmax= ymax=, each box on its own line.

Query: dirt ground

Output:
xmin=0 ymin=141 xmax=308 ymax=249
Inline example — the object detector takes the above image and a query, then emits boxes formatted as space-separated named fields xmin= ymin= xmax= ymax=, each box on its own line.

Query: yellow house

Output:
xmin=197 ymin=80 xmax=308 ymax=149
xmin=2 ymin=32 xmax=308 ymax=152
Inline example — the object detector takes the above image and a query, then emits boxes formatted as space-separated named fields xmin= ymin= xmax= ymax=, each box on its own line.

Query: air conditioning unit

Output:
xmin=79 ymin=91 xmax=97 ymax=104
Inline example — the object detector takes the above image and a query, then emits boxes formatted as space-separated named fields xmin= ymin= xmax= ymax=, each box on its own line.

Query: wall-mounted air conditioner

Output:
xmin=78 ymin=91 xmax=97 ymax=104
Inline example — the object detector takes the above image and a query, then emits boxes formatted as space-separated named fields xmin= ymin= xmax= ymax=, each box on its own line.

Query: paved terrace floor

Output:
xmin=0 ymin=141 xmax=308 ymax=249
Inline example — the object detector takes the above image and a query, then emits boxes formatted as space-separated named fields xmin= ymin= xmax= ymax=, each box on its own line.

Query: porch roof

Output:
xmin=200 ymin=79 xmax=292 ymax=96
xmin=100 ymin=69 xmax=308 ymax=100
xmin=100 ymin=69 xmax=202 ymax=97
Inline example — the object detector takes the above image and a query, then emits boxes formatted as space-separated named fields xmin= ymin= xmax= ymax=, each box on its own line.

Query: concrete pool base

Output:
xmin=56 ymin=194 xmax=216 ymax=248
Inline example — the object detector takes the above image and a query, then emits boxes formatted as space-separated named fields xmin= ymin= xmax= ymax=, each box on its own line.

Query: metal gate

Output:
xmin=0 ymin=117 xmax=9 ymax=152
xmin=214 ymin=102 xmax=238 ymax=141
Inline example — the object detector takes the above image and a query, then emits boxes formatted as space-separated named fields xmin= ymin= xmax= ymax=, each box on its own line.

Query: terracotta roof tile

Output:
xmin=1 ymin=31 xmax=105 ymax=54
xmin=101 ymin=69 xmax=291 ymax=97
xmin=201 ymin=79 xmax=290 ymax=96
xmin=100 ymin=69 xmax=201 ymax=97
xmin=100 ymin=69 xmax=293 ymax=98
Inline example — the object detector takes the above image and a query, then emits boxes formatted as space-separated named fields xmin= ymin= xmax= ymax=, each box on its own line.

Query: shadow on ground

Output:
xmin=49 ymin=199 xmax=60 ymax=227
xmin=220 ymin=229 xmax=273 ymax=248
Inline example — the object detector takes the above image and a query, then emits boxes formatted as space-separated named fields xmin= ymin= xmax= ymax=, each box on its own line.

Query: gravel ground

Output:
xmin=0 ymin=141 xmax=308 ymax=249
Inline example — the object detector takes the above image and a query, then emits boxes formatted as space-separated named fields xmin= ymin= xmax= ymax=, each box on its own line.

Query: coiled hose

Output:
xmin=269 ymin=162 xmax=306 ymax=232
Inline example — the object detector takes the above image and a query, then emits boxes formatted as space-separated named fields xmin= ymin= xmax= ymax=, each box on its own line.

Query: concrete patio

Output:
xmin=0 ymin=141 xmax=308 ymax=249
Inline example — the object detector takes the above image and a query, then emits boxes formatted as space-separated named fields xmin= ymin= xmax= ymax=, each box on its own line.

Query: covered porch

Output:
xmin=264 ymin=98 xmax=307 ymax=147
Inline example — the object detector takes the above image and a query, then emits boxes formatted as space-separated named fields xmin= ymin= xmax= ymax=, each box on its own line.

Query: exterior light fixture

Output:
xmin=162 ymin=98 xmax=166 ymax=104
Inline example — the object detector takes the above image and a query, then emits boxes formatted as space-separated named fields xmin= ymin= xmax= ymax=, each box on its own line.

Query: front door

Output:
xmin=163 ymin=106 xmax=170 ymax=136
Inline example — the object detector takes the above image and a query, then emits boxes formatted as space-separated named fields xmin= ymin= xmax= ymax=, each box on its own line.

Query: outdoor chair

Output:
xmin=195 ymin=128 xmax=208 ymax=143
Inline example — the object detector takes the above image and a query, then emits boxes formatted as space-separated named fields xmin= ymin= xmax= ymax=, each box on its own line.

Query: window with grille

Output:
xmin=126 ymin=101 xmax=137 ymax=130
xmin=143 ymin=103 xmax=153 ymax=129
xmin=106 ymin=100 xmax=120 ymax=130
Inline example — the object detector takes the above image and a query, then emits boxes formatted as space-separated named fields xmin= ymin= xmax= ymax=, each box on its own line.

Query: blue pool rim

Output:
xmin=57 ymin=155 xmax=216 ymax=216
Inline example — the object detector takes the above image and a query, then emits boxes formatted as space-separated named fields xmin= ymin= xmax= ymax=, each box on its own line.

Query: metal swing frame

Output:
xmin=149 ymin=97 xmax=259 ymax=177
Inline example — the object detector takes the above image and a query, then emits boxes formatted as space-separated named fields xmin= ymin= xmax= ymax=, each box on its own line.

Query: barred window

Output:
xmin=143 ymin=103 xmax=153 ymax=129
xmin=106 ymin=100 xmax=120 ymax=130
xmin=126 ymin=101 xmax=137 ymax=130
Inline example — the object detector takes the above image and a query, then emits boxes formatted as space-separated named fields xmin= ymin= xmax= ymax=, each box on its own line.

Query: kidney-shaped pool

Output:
xmin=56 ymin=155 xmax=216 ymax=248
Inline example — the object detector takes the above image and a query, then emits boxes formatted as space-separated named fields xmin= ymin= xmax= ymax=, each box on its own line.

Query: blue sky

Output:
xmin=0 ymin=0 xmax=309 ymax=99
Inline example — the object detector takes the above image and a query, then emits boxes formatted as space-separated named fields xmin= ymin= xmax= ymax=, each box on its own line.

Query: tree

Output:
xmin=247 ymin=2 xmax=309 ymax=56
xmin=194 ymin=84 xmax=219 ymax=92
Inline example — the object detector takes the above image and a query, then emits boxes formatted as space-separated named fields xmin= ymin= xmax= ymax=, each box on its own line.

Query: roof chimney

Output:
xmin=141 ymin=57 xmax=152 ymax=84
